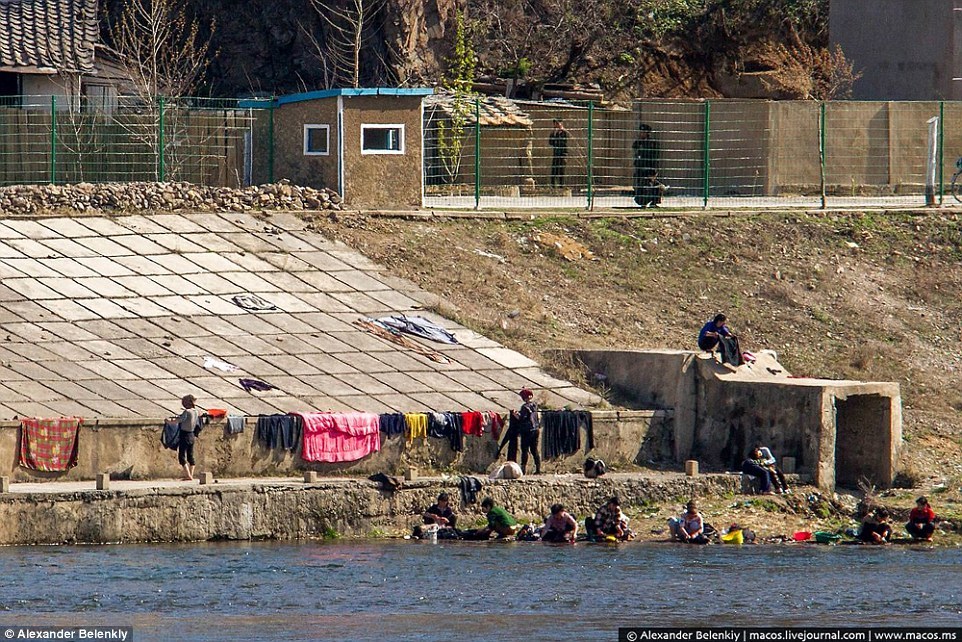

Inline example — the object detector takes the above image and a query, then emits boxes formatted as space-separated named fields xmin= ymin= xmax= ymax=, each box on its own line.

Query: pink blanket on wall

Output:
xmin=297 ymin=412 xmax=381 ymax=463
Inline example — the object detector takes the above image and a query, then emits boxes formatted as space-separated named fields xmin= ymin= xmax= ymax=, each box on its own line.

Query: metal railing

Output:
xmin=423 ymin=98 xmax=956 ymax=210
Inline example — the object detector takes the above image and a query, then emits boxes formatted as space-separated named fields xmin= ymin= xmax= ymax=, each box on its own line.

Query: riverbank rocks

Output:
xmin=0 ymin=181 xmax=342 ymax=215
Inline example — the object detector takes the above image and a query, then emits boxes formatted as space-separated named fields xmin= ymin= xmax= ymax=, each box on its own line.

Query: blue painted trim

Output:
xmin=275 ymin=87 xmax=433 ymax=106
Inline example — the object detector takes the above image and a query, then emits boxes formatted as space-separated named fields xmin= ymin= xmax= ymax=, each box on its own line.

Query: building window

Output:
xmin=361 ymin=124 xmax=404 ymax=155
xmin=303 ymin=124 xmax=330 ymax=156
xmin=83 ymin=84 xmax=118 ymax=114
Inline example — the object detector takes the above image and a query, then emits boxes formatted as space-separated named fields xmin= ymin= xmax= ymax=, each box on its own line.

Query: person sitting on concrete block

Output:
xmin=741 ymin=447 xmax=785 ymax=495
xmin=698 ymin=313 xmax=743 ymax=366
xmin=755 ymin=444 xmax=790 ymax=494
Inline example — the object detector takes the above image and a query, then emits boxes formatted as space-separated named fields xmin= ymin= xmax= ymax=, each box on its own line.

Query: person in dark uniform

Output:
xmin=512 ymin=388 xmax=541 ymax=474
xmin=549 ymin=119 xmax=569 ymax=188
xmin=632 ymin=123 xmax=662 ymax=207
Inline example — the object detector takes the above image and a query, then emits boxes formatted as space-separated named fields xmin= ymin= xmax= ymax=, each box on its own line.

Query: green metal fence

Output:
xmin=0 ymin=96 xmax=272 ymax=188
xmin=423 ymin=98 xmax=954 ymax=210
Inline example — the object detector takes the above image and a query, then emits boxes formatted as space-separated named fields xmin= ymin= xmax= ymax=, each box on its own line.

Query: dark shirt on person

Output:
xmin=698 ymin=321 xmax=731 ymax=351
xmin=517 ymin=401 xmax=540 ymax=433
xmin=549 ymin=129 xmax=569 ymax=157
xmin=424 ymin=504 xmax=457 ymax=528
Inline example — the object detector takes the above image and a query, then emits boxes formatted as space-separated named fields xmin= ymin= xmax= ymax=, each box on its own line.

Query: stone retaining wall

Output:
xmin=0 ymin=474 xmax=742 ymax=545
xmin=0 ymin=410 xmax=671 ymax=481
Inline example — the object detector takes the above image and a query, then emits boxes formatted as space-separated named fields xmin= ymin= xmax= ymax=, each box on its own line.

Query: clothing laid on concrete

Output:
xmin=369 ymin=315 xmax=459 ymax=344
xmin=297 ymin=412 xmax=381 ymax=463
xmin=18 ymin=417 xmax=82 ymax=472
xmin=240 ymin=378 xmax=278 ymax=393
xmin=459 ymin=476 xmax=483 ymax=504
xmin=353 ymin=319 xmax=450 ymax=364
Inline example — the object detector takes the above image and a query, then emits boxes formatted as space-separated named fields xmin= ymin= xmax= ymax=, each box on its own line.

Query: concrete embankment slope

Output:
xmin=0 ymin=474 xmax=747 ymax=545
xmin=0 ymin=210 xmax=600 ymax=423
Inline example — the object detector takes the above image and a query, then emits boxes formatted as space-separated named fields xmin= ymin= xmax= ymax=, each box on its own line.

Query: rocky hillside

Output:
xmin=300 ymin=209 xmax=962 ymax=490
xmin=104 ymin=0 xmax=837 ymax=100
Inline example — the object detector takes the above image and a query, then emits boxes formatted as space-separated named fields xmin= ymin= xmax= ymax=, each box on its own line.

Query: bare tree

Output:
xmin=105 ymin=0 xmax=214 ymax=100
xmin=308 ymin=0 xmax=388 ymax=88
xmin=101 ymin=0 xmax=219 ymax=182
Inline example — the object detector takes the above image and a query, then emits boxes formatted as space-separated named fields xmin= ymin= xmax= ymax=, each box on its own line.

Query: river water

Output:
xmin=0 ymin=541 xmax=958 ymax=641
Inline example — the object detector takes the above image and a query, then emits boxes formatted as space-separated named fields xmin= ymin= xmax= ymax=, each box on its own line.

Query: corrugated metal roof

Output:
xmin=0 ymin=0 xmax=98 ymax=74
xmin=425 ymin=93 xmax=533 ymax=127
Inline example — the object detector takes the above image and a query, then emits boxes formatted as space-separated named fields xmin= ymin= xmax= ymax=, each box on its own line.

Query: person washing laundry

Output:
xmin=698 ymin=313 xmax=743 ymax=366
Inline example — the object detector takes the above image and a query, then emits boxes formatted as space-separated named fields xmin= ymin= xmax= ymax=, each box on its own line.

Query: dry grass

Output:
xmin=305 ymin=210 xmax=962 ymax=481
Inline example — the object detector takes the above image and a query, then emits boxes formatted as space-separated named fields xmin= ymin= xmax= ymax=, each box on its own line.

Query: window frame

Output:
xmin=303 ymin=124 xmax=331 ymax=156
xmin=360 ymin=123 xmax=405 ymax=155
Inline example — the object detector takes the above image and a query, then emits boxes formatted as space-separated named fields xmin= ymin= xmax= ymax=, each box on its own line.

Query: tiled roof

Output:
xmin=0 ymin=212 xmax=600 ymax=420
xmin=425 ymin=93 xmax=533 ymax=127
xmin=0 ymin=0 xmax=98 ymax=73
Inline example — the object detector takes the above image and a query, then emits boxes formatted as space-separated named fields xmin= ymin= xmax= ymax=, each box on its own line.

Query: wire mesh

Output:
xmin=423 ymin=98 xmax=951 ymax=210
xmin=0 ymin=95 xmax=266 ymax=188
xmin=823 ymin=101 xmax=935 ymax=208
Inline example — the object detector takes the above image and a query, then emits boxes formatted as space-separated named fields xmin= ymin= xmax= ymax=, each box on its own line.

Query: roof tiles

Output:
xmin=0 ymin=0 xmax=98 ymax=73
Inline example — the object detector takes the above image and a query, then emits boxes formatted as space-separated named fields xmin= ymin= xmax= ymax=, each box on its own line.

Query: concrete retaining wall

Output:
xmin=0 ymin=410 xmax=668 ymax=481
xmin=0 ymin=474 xmax=744 ymax=545
xmin=563 ymin=349 xmax=902 ymax=491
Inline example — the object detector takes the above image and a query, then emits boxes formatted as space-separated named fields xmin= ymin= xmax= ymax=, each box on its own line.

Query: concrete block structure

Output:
xmin=567 ymin=349 xmax=902 ymax=491
xmin=830 ymin=0 xmax=962 ymax=100
xmin=259 ymin=88 xmax=433 ymax=208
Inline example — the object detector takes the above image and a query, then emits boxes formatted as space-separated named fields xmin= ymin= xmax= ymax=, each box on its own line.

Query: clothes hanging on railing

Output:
xmin=296 ymin=412 xmax=380 ymax=463
xmin=226 ymin=415 xmax=246 ymax=435
xmin=256 ymin=414 xmax=302 ymax=451
xmin=539 ymin=410 xmax=595 ymax=459
xmin=461 ymin=410 xmax=484 ymax=436
xmin=379 ymin=413 xmax=406 ymax=438
xmin=574 ymin=410 xmax=594 ymax=451
xmin=487 ymin=412 xmax=505 ymax=440
xmin=404 ymin=413 xmax=428 ymax=444
xmin=19 ymin=417 xmax=82 ymax=472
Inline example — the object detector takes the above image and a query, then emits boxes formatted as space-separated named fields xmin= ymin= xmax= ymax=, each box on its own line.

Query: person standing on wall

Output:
xmin=513 ymin=388 xmax=541 ymax=474
xmin=632 ymin=123 xmax=662 ymax=207
xmin=549 ymin=119 xmax=569 ymax=188
xmin=177 ymin=394 xmax=202 ymax=481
